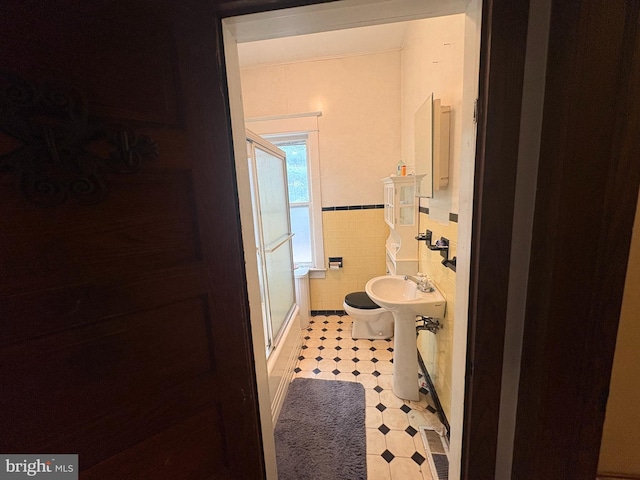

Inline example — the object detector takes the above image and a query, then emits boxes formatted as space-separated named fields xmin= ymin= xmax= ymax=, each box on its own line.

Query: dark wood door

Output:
xmin=0 ymin=2 xmax=263 ymax=478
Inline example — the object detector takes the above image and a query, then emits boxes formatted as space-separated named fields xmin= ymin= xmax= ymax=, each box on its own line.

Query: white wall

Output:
xmin=400 ymin=8 xmax=468 ymax=439
xmin=240 ymin=52 xmax=402 ymax=207
xmin=400 ymin=15 xmax=465 ymax=222
xmin=448 ymin=2 xmax=482 ymax=478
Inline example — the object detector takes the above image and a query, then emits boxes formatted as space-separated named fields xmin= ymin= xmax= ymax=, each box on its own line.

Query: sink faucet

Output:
xmin=404 ymin=274 xmax=434 ymax=292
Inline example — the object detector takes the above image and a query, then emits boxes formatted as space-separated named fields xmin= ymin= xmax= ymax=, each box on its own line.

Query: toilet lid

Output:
xmin=344 ymin=292 xmax=380 ymax=310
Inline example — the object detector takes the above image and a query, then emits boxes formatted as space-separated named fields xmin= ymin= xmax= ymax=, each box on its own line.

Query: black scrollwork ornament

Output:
xmin=0 ymin=72 xmax=158 ymax=206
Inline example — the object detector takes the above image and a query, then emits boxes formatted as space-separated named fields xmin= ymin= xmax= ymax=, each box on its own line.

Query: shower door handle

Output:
xmin=264 ymin=232 xmax=294 ymax=253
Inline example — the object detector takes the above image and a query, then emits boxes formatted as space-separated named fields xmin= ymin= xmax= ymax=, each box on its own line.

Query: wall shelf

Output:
xmin=383 ymin=175 xmax=424 ymax=275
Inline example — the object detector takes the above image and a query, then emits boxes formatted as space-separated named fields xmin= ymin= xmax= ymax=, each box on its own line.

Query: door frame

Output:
xmin=214 ymin=0 xmax=528 ymax=477
xmin=213 ymin=0 xmax=639 ymax=478
xmin=462 ymin=0 xmax=530 ymax=477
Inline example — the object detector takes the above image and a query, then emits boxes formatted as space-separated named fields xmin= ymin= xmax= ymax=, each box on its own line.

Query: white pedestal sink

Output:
xmin=365 ymin=275 xmax=446 ymax=401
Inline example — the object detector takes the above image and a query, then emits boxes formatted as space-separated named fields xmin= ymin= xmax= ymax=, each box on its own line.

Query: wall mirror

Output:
xmin=414 ymin=93 xmax=434 ymax=197
xmin=415 ymin=94 xmax=450 ymax=198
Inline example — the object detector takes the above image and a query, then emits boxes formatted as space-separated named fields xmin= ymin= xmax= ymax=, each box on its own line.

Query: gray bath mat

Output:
xmin=275 ymin=378 xmax=366 ymax=480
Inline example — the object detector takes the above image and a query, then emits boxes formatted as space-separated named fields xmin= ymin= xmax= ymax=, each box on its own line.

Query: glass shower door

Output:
xmin=248 ymin=133 xmax=296 ymax=353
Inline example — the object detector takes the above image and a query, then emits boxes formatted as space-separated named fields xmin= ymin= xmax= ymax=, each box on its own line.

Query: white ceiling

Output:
xmin=227 ymin=0 xmax=469 ymax=68
xmin=237 ymin=22 xmax=409 ymax=68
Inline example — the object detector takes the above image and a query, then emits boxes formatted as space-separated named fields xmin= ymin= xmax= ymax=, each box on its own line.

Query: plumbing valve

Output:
xmin=416 ymin=315 xmax=441 ymax=334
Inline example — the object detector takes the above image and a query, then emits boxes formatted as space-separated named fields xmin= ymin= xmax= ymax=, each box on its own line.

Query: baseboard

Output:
xmin=417 ymin=350 xmax=450 ymax=440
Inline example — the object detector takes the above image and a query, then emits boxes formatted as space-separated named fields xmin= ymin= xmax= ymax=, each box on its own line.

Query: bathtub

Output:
xmin=267 ymin=304 xmax=303 ymax=423
xmin=267 ymin=267 xmax=310 ymax=422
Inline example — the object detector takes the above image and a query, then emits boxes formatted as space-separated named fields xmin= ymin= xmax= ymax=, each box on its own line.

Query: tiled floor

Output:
xmin=292 ymin=314 xmax=446 ymax=480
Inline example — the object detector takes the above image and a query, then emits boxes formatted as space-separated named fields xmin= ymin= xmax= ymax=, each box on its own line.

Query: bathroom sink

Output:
xmin=365 ymin=275 xmax=445 ymax=318
xmin=365 ymin=275 xmax=447 ymax=401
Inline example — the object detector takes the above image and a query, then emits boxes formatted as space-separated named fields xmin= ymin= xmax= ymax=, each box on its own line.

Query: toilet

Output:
xmin=343 ymin=292 xmax=394 ymax=340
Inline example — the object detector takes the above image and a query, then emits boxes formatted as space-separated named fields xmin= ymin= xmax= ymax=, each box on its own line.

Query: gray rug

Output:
xmin=275 ymin=378 xmax=366 ymax=480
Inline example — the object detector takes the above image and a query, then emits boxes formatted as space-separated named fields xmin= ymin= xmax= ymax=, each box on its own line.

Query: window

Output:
xmin=274 ymin=138 xmax=313 ymax=265
xmin=246 ymin=113 xmax=324 ymax=272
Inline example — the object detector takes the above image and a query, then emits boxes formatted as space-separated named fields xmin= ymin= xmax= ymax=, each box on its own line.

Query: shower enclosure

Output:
xmin=246 ymin=130 xmax=296 ymax=356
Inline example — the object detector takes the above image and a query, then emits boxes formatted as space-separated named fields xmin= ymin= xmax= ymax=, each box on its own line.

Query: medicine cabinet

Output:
xmin=415 ymin=94 xmax=451 ymax=198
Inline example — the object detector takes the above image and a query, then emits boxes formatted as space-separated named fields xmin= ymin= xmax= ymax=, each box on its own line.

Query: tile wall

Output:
xmin=310 ymin=207 xmax=388 ymax=310
xmin=309 ymin=206 xmax=458 ymax=422
xmin=417 ymin=210 xmax=458 ymax=421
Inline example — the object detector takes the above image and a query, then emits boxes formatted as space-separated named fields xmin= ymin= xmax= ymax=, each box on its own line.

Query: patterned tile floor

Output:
xmin=292 ymin=314 xmax=446 ymax=480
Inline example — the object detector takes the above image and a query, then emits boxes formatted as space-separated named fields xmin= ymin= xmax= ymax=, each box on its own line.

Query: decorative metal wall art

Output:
xmin=0 ymin=72 xmax=158 ymax=206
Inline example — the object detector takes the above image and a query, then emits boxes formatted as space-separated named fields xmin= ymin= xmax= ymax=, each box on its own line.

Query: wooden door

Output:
xmin=512 ymin=2 xmax=640 ymax=478
xmin=0 ymin=2 xmax=263 ymax=478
